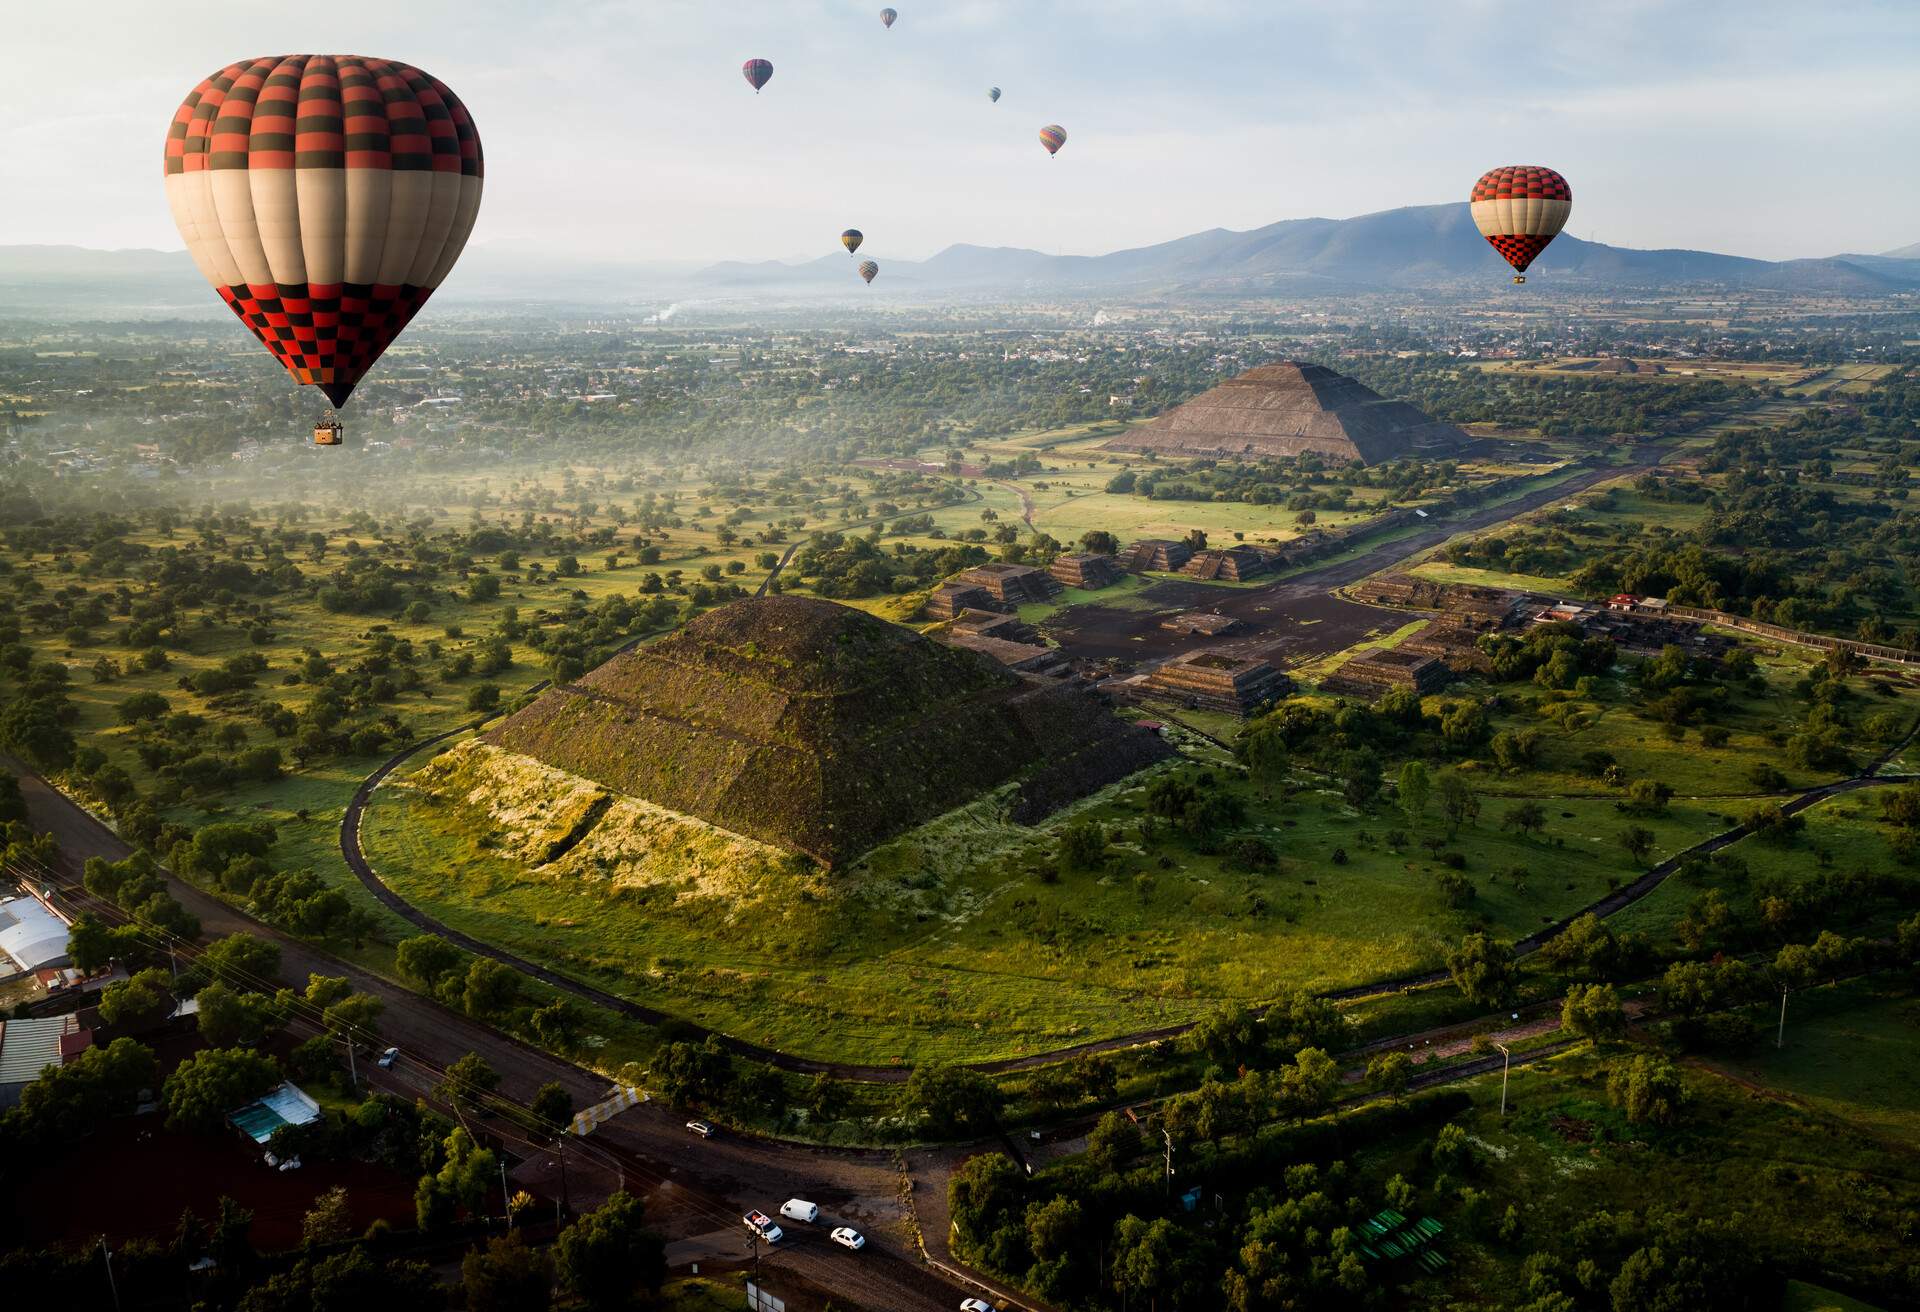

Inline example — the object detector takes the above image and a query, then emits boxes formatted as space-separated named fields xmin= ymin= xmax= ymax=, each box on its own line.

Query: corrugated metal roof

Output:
xmin=0 ymin=1015 xmax=75 ymax=1086
xmin=0 ymin=895 xmax=72 ymax=974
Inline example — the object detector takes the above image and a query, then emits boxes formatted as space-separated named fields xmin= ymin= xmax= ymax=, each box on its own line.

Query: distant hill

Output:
xmin=8 ymin=206 xmax=1920 ymax=313
xmin=689 ymin=203 xmax=1920 ymax=296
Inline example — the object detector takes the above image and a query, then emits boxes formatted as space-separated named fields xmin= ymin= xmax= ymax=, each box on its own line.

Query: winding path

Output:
xmin=338 ymin=703 xmax=1915 ymax=1082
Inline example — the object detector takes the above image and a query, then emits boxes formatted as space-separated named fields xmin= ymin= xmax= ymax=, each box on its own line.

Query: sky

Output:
xmin=8 ymin=0 xmax=1920 ymax=267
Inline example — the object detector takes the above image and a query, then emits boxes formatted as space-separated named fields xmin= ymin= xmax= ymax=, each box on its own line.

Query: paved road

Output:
xmin=2 ymin=754 xmax=963 ymax=1312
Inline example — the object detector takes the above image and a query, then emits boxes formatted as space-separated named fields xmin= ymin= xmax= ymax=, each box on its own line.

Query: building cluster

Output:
xmin=1133 ymin=651 xmax=1293 ymax=717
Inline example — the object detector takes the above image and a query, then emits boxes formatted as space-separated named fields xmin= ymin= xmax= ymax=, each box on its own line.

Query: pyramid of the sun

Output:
xmin=1104 ymin=361 xmax=1465 ymax=465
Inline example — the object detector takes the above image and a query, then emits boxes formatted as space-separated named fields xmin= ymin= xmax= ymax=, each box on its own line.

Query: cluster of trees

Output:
xmin=789 ymin=531 xmax=991 ymax=599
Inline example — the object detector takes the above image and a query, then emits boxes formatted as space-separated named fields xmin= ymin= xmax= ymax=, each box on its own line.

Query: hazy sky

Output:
xmin=9 ymin=0 xmax=1920 ymax=265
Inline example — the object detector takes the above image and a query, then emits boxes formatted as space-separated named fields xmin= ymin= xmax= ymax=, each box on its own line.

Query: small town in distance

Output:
xmin=3 ymin=4 xmax=1920 ymax=1311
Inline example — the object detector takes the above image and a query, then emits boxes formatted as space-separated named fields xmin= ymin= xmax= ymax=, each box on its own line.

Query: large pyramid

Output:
xmin=1105 ymin=361 xmax=1464 ymax=465
xmin=484 ymin=595 xmax=1170 ymax=867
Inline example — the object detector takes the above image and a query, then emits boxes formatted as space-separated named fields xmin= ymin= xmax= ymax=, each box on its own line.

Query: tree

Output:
xmin=1112 ymin=1214 xmax=1182 ymax=1312
xmin=195 ymin=981 xmax=285 ymax=1048
xmin=462 ymin=1232 xmax=553 ymax=1312
xmin=162 ymin=1047 xmax=281 ymax=1133
xmin=1561 ymin=983 xmax=1627 ymax=1042
xmin=1087 ymin=1110 xmax=1142 ymax=1173
xmin=1501 ymin=800 xmax=1547 ymax=839
xmin=1438 ymin=771 xmax=1480 ymax=837
xmin=1446 ymin=932 xmax=1515 ymax=1007
xmin=904 ymin=1062 xmax=1000 ymax=1136
xmin=416 ymin=1126 xmax=496 ymax=1229
xmin=532 ymin=1081 xmax=575 ymax=1136
xmin=655 ymin=1038 xmax=733 ymax=1105
xmin=555 ymin=1191 xmax=666 ymax=1311
xmin=1619 ymin=825 xmax=1657 ymax=868
xmin=1539 ymin=912 xmax=1621 ymax=979
xmin=1367 ymin=1050 xmax=1412 ymax=1098
xmin=466 ymin=683 xmax=502 ymax=713
xmin=437 ymin=1051 xmax=501 ymax=1111
xmin=1079 ymin=529 xmax=1120 ymax=556
xmin=321 ymin=992 xmax=384 ymax=1043
xmin=1398 ymin=761 xmax=1431 ymax=829
xmin=1240 ymin=723 xmax=1291 ymax=801
xmin=99 ymin=966 xmax=175 ymax=1031
xmin=395 ymin=934 xmax=467 ymax=994
xmin=1606 ymin=1054 xmax=1687 ymax=1125
xmin=463 ymin=958 xmax=522 ymax=1019
xmin=300 ymin=1185 xmax=353 ymax=1248
xmin=1058 ymin=818 xmax=1106 ymax=873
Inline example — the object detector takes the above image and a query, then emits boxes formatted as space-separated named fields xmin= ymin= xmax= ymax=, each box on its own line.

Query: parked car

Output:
xmin=377 ymin=1047 xmax=400 ymax=1069
xmin=686 ymin=1120 xmax=714 ymax=1138
xmin=779 ymin=1199 xmax=819 ymax=1224
xmin=960 ymin=1299 xmax=999 ymax=1312
xmin=830 ymin=1226 xmax=865 ymax=1251
xmin=743 ymin=1211 xmax=783 ymax=1244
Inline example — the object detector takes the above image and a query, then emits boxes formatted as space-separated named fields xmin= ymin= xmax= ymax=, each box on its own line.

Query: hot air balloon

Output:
xmin=880 ymin=8 xmax=897 ymax=27
xmin=841 ymin=229 xmax=864 ymax=256
xmin=987 ymin=87 xmax=1001 ymax=103
xmin=163 ymin=55 xmax=482 ymax=443
xmin=1469 ymin=165 xmax=1571 ymax=284
xmin=857 ymin=260 xmax=879 ymax=285
xmin=1039 ymin=124 xmax=1067 ymax=157
xmin=742 ymin=58 xmax=773 ymax=93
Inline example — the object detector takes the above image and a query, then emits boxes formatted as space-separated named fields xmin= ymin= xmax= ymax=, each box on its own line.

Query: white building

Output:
xmin=0 ymin=893 xmax=71 ymax=980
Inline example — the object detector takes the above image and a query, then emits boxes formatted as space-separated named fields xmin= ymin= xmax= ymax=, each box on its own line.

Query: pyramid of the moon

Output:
xmin=484 ymin=595 xmax=1172 ymax=867
xmin=1104 ymin=361 xmax=1466 ymax=465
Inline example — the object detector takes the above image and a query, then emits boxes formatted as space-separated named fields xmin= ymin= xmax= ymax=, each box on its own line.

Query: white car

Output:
xmin=744 ymin=1211 xmax=783 ymax=1244
xmin=686 ymin=1120 xmax=714 ymax=1138
xmin=960 ymin=1300 xmax=999 ymax=1312
xmin=377 ymin=1047 xmax=400 ymax=1070
xmin=830 ymin=1226 xmax=865 ymax=1251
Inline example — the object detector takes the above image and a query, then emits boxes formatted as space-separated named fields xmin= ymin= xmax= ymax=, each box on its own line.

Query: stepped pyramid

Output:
xmin=1105 ymin=361 xmax=1464 ymax=465
xmin=485 ymin=596 xmax=1169 ymax=866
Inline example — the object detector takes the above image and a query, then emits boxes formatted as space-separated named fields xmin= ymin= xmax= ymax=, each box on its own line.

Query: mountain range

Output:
xmin=5 ymin=203 xmax=1919 ymax=312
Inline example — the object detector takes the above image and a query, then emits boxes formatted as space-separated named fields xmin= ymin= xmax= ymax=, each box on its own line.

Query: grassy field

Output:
xmin=1709 ymin=980 xmax=1920 ymax=1151
xmin=357 ymin=727 xmax=1733 ymax=1066
xmin=1392 ymin=1046 xmax=1920 ymax=1307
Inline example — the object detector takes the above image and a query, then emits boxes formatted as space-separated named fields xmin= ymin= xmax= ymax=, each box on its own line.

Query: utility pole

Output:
xmin=500 ymin=1156 xmax=512 ymax=1228
xmin=748 ymin=1231 xmax=761 ymax=1305
xmin=1162 ymin=1128 xmax=1174 ymax=1197
xmin=1777 ymin=985 xmax=1789 ymax=1050
xmin=345 ymin=1031 xmax=358 ymax=1092
xmin=1495 ymin=1042 xmax=1512 ymax=1116
xmin=101 ymin=1239 xmax=122 ymax=1312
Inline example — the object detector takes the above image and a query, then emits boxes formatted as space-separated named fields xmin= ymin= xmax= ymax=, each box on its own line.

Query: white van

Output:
xmin=779 ymin=1199 xmax=819 ymax=1224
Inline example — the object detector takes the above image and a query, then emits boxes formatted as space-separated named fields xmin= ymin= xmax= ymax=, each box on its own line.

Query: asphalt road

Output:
xmin=3 ymin=754 xmax=968 ymax=1312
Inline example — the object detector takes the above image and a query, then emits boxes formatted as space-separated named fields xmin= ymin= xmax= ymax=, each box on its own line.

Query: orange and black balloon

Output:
xmin=1469 ymin=166 xmax=1571 ymax=284
xmin=162 ymin=55 xmax=483 ymax=411
xmin=842 ymin=229 xmax=863 ymax=256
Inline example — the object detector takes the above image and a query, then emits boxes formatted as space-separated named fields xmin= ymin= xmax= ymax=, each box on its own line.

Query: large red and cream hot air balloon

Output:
xmin=163 ymin=55 xmax=482 ymax=440
xmin=1469 ymin=165 xmax=1570 ymax=284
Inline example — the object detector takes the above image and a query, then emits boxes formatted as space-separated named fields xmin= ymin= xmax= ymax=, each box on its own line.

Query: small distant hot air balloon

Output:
xmin=742 ymin=58 xmax=774 ymax=93
xmin=1039 ymin=124 xmax=1067 ymax=157
xmin=880 ymin=7 xmax=897 ymax=27
xmin=1469 ymin=165 xmax=1571 ymax=284
xmin=857 ymin=260 xmax=879 ymax=285
xmin=987 ymin=86 xmax=1001 ymax=103
xmin=162 ymin=54 xmax=483 ymax=443
xmin=842 ymin=229 xmax=864 ymax=256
